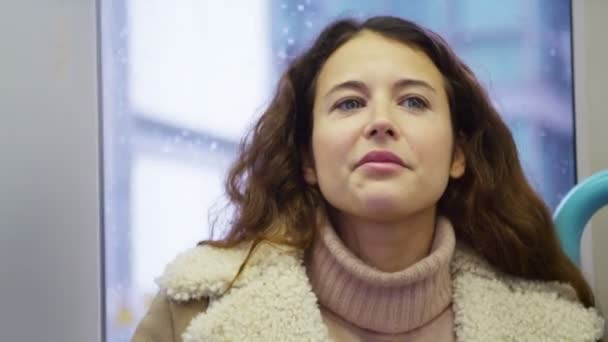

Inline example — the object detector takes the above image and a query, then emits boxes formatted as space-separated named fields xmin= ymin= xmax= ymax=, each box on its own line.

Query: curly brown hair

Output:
xmin=202 ymin=16 xmax=594 ymax=307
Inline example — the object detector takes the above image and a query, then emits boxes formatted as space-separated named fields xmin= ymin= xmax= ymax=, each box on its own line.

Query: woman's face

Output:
xmin=305 ymin=31 xmax=465 ymax=222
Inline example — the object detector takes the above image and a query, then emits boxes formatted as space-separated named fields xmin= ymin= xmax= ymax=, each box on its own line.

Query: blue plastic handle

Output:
xmin=553 ymin=170 xmax=608 ymax=265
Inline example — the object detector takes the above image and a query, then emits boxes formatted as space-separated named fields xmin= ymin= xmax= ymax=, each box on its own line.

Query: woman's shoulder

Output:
xmin=156 ymin=241 xmax=301 ymax=302
xmin=145 ymin=241 xmax=328 ymax=342
xmin=451 ymin=242 xmax=605 ymax=341
xmin=155 ymin=242 xmax=252 ymax=302
xmin=133 ymin=243 xmax=264 ymax=342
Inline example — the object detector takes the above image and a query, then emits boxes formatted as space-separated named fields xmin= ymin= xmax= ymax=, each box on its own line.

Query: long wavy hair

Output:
xmin=202 ymin=16 xmax=594 ymax=307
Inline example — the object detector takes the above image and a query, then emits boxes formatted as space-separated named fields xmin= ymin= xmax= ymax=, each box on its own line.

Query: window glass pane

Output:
xmin=128 ymin=0 xmax=271 ymax=141
xmin=131 ymin=156 xmax=224 ymax=295
xmin=100 ymin=1 xmax=574 ymax=340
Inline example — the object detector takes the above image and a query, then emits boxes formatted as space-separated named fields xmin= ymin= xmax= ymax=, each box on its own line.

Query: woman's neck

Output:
xmin=330 ymin=207 xmax=437 ymax=272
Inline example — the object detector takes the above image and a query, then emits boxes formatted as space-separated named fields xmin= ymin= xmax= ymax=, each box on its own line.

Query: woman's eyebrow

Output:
xmin=324 ymin=80 xmax=370 ymax=99
xmin=393 ymin=78 xmax=437 ymax=93
xmin=324 ymin=78 xmax=437 ymax=100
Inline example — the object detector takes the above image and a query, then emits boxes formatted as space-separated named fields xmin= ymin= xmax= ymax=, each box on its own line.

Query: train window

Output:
xmin=100 ymin=1 xmax=574 ymax=340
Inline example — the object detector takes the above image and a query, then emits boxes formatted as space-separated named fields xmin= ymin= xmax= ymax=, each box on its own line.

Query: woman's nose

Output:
xmin=363 ymin=110 xmax=399 ymax=140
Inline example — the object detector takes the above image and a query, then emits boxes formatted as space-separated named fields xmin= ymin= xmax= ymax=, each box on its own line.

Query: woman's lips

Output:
xmin=355 ymin=150 xmax=408 ymax=169
xmin=358 ymin=161 xmax=404 ymax=174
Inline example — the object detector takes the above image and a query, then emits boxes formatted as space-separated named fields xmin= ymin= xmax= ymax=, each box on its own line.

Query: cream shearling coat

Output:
xmin=132 ymin=242 xmax=605 ymax=342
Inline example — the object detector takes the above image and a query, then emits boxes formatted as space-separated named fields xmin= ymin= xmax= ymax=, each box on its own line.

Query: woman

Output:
xmin=132 ymin=16 xmax=604 ymax=341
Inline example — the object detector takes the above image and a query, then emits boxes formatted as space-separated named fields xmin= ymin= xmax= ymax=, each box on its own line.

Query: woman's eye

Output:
xmin=335 ymin=99 xmax=364 ymax=111
xmin=400 ymin=97 xmax=428 ymax=111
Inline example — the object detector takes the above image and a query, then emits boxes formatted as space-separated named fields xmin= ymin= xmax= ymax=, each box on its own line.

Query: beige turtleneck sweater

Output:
xmin=306 ymin=217 xmax=456 ymax=341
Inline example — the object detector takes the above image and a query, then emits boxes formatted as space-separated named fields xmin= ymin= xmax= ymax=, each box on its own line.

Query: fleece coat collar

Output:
xmin=156 ymin=242 xmax=604 ymax=341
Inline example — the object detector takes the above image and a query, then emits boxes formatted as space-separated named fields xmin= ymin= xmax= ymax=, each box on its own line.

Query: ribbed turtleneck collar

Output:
xmin=306 ymin=216 xmax=456 ymax=334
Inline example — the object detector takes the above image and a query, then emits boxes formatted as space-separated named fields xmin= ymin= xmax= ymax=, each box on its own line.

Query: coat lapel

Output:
xmin=156 ymin=242 xmax=604 ymax=341
xmin=451 ymin=244 xmax=604 ymax=341
xmin=156 ymin=242 xmax=330 ymax=341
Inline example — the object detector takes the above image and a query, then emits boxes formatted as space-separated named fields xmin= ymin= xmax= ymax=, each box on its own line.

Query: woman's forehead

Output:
xmin=315 ymin=31 xmax=444 ymax=93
